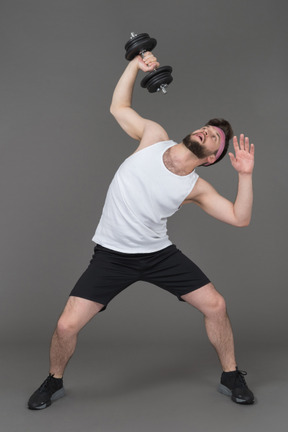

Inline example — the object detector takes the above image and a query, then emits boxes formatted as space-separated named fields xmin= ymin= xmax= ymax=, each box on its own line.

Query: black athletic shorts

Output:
xmin=70 ymin=244 xmax=210 ymax=311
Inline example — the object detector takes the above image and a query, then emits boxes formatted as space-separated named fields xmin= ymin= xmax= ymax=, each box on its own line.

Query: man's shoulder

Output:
xmin=134 ymin=121 xmax=169 ymax=153
xmin=184 ymin=177 xmax=215 ymax=203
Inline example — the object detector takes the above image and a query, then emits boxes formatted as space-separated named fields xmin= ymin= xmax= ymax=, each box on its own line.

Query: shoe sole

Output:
xmin=218 ymin=384 xmax=254 ymax=405
xmin=28 ymin=388 xmax=65 ymax=410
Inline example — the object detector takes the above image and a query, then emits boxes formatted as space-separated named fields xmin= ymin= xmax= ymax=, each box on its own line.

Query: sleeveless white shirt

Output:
xmin=92 ymin=140 xmax=199 ymax=253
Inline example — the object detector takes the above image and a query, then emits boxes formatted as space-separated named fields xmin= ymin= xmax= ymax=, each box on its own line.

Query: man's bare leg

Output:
xmin=28 ymin=296 xmax=104 ymax=409
xmin=181 ymin=283 xmax=237 ymax=372
xmin=182 ymin=283 xmax=255 ymax=404
xmin=50 ymin=296 xmax=104 ymax=377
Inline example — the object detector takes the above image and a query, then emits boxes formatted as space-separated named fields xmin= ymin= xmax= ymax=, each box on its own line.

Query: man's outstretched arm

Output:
xmin=110 ymin=53 xmax=168 ymax=145
xmin=187 ymin=134 xmax=255 ymax=227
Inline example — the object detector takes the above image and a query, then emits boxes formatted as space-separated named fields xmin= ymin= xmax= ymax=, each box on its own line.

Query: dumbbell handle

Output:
xmin=129 ymin=32 xmax=168 ymax=94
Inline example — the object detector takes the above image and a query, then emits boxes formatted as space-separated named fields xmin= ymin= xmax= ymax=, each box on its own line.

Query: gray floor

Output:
xmin=2 ymin=335 xmax=287 ymax=432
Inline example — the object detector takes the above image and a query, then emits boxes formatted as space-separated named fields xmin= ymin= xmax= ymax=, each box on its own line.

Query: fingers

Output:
xmin=233 ymin=135 xmax=239 ymax=152
xmin=229 ymin=152 xmax=235 ymax=163
xmin=244 ymin=136 xmax=249 ymax=152
xmin=239 ymin=134 xmax=245 ymax=150
xmin=141 ymin=51 xmax=159 ymax=69
xmin=233 ymin=134 xmax=254 ymax=154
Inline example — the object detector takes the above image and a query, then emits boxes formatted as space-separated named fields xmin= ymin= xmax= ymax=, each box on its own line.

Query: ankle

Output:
xmin=222 ymin=363 xmax=237 ymax=373
xmin=223 ymin=369 xmax=237 ymax=374
xmin=49 ymin=372 xmax=63 ymax=380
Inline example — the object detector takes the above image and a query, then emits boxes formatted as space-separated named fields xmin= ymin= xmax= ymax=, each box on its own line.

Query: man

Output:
xmin=28 ymin=51 xmax=255 ymax=410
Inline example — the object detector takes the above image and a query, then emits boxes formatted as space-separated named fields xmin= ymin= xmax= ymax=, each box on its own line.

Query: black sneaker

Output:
xmin=218 ymin=367 xmax=255 ymax=404
xmin=28 ymin=374 xmax=65 ymax=410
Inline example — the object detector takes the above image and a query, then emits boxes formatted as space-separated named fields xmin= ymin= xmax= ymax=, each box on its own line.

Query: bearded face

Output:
xmin=182 ymin=134 xmax=214 ymax=159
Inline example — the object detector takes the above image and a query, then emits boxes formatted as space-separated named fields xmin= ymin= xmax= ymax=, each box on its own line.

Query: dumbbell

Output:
xmin=124 ymin=32 xmax=173 ymax=94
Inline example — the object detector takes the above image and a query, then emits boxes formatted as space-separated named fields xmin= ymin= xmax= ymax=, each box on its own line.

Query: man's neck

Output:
xmin=163 ymin=143 xmax=200 ymax=176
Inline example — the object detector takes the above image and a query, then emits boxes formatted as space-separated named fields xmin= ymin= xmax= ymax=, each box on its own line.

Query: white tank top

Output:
xmin=93 ymin=140 xmax=199 ymax=253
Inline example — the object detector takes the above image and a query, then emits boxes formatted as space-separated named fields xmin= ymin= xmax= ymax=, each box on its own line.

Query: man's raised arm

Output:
xmin=110 ymin=53 xmax=162 ymax=142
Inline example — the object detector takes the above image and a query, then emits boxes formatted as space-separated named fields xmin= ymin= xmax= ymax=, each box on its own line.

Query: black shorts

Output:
xmin=70 ymin=244 xmax=210 ymax=311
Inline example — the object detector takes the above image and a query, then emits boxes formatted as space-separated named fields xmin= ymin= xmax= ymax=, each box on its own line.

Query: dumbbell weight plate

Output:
xmin=125 ymin=33 xmax=157 ymax=60
xmin=140 ymin=66 xmax=173 ymax=93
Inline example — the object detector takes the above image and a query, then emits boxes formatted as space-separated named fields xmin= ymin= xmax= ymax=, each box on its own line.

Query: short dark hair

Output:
xmin=203 ymin=118 xmax=234 ymax=166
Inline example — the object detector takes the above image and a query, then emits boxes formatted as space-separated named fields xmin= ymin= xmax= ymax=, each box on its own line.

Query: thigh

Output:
xmin=58 ymin=296 xmax=104 ymax=333
xmin=69 ymin=245 xmax=139 ymax=309
xmin=181 ymin=283 xmax=225 ymax=315
xmin=143 ymin=245 xmax=211 ymax=301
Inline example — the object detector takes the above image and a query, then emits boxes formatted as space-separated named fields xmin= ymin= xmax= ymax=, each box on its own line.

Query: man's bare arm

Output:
xmin=185 ymin=134 xmax=255 ymax=227
xmin=110 ymin=53 xmax=168 ymax=146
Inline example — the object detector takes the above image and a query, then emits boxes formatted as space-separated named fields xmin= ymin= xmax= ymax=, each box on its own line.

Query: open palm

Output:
xmin=229 ymin=134 xmax=255 ymax=174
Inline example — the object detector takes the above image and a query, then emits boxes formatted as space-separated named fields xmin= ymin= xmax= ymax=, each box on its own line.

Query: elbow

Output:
xmin=110 ymin=101 xmax=123 ymax=116
xmin=110 ymin=104 xmax=127 ymax=120
xmin=110 ymin=104 xmax=117 ymax=117
xmin=239 ymin=221 xmax=250 ymax=228
xmin=235 ymin=218 xmax=251 ymax=228
xmin=232 ymin=208 xmax=252 ymax=227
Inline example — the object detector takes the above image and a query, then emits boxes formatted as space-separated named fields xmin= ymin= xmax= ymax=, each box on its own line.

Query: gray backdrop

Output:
xmin=1 ymin=0 xmax=287 ymax=431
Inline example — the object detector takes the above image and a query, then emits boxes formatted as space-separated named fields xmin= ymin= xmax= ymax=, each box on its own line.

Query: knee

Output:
xmin=206 ymin=293 xmax=227 ymax=318
xmin=215 ymin=294 xmax=227 ymax=314
xmin=56 ymin=316 xmax=79 ymax=337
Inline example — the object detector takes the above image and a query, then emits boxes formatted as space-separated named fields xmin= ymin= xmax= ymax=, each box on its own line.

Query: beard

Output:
xmin=183 ymin=134 xmax=212 ymax=159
